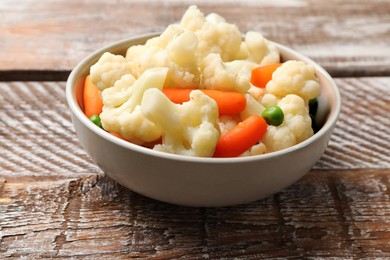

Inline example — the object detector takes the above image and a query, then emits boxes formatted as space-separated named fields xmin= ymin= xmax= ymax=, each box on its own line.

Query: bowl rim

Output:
xmin=66 ymin=32 xmax=341 ymax=164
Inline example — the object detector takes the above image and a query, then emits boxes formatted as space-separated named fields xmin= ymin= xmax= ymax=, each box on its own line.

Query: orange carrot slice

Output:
xmin=162 ymin=88 xmax=246 ymax=115
xmin=83 ymin=75 xmax=103 ymax=118
xmin=213 ymin=115 xmax=267 ymax=157
xmin=250 ymin=63 xmax=282 ymax=88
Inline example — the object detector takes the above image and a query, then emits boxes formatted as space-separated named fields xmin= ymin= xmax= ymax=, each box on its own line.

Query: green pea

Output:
xmin=262 ymin=105 xmax=284 ymax=126
xmin=89 ymin=114 xmax=102 ymax=128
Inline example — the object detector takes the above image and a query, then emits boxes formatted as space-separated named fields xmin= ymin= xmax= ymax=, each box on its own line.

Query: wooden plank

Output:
xmin=0 ymin=78 xmax=389 ymax=257
xmin=0 ymin=78 xmax=388 ymax=182
xmin=1 ymin=169 xmax=390 ymax=258
xmin=315 ymin=77 xmax=390 ymax=170
xmin=0 ymin=81 xmax=102 ymax=181
xmin=0 ymin=0 xmax=388 ymax=257
xmin=0 ymin=0 xmax=389 ymax=77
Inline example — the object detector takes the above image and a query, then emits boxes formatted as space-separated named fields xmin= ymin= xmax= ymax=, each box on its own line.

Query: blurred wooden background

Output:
xmin=1 ymin=0 xmax=390 ymax=258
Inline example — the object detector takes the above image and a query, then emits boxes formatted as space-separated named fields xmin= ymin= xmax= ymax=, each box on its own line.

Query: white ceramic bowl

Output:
xmin=66 ymin=33 xmax=341 ymax=207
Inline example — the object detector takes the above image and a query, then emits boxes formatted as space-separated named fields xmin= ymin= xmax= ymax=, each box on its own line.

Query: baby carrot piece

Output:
xmin=162 ymin=88 xmax=246 ymax=115
xmin=83 ymin=75 xmax=103 ymax=118
xmin=203 ymin=89 xmax=246 ymax=115
xmin=162 ymin=88 xmax=196 ymax=104
xmin=250 ymin=63 xmax=282 ymax=88
xmin=213 ymin=115 xmax=267 ymax=158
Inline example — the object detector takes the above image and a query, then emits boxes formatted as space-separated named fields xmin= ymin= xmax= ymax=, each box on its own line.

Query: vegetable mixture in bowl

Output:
xmin=84 ymin=6 xmax=321 ymax=158
xmin=67 ymin=5 xmax=340 ymax=206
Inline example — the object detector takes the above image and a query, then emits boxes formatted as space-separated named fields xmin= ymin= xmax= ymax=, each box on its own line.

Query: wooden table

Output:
xmin=1 ymin=0 xmax=389 ymax=258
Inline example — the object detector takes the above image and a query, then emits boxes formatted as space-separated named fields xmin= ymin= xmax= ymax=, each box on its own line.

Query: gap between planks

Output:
xmin=2 ymin=67 xmax=390 ymax=81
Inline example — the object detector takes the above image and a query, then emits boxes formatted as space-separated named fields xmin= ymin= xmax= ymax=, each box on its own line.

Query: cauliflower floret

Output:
xmin=100 ymin=67 xmax=169 ymax=145
xmin=217 ymin=115 xmax=240 ymax=135
xmin=263 ymin=127 xmax=296 ymax=152
xmin=179 ymin=5 xmax=205 ymax=31
xmin=126 ymin=25 xmax=200 ymax=88
xmin=241 ymin=143 xmax=267 ymax=157
xmin=180 ymin=5 xmax=242 ymax=62
xmin=236 ymin=31 xmax=280 ymax=65
xmin=249 ymin=143 xmax=267 ymax=156
xmin=261 ymin=93 xmax=279 ymax=107
xmin=247 ymin=85 xmax=266 ymax=101
xmin=200 ymin=53 xmax=257 ymax=93
xmin=90 ymin=52 xmax=133 ymax=91
xmin=263 ymin=94 xmax=313 ymax=152
xmin=266 ymin=60 xmax=321 ymax=102
xmin=141 ymin=89 xmax=220 ymax=157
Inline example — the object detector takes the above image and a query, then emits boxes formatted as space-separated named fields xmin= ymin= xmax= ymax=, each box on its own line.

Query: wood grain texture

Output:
xmin=0 ymin=78 xmax=389 ymax=258
xmin=2 ymin=170 xmax=390 ymax=258
xmin=1 ymin=0 xmax=390 ymax=257
xmin=0 ymin=0 xmax=390 ymax=78
xmin=315 ymin=77 xmax=390 ymax=169
xmin=0 ymin=78 xmax=388 ymax=182
xmin=0 ymin=82 xmax=102 ymax=182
